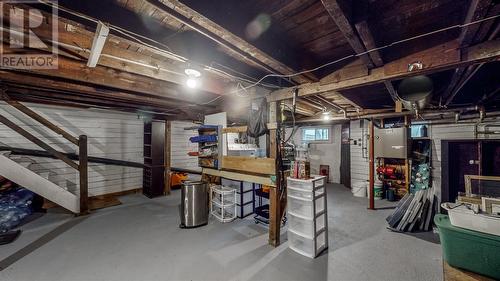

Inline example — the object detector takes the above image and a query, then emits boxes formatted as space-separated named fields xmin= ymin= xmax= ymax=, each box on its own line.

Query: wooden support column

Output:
xmin=164 ymin=121 xmax=172 ymax=195
xmin=78 ymin=135 xmax=89 ymax=215
xmin=268 ymin=101 xmax=281 ymax=246
xmin=368 ymin=119 xmax=375 ymax=210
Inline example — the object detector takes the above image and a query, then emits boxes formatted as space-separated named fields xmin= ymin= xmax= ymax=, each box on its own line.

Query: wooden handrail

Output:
xmin=0 ymin=98 xmax=88 ymax=214
xmin=5 ymin=99 xmax=79 ymax=145
xmin=0 ymin=114 xmax=78 ymax=169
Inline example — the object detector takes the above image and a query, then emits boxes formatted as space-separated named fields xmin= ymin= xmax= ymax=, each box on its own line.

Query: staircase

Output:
xmin=0 ymin=97 xmax=88 ymax=214
xmin=0 ymin=152 xmax=79 ymax=213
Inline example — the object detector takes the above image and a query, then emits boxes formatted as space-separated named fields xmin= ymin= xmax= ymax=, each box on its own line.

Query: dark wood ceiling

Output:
xmin=1 ymin=0 xmax=498 ymax=119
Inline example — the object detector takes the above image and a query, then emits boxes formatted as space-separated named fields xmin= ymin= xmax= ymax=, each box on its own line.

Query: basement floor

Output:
xmin=0 ymin=184 xmax=443 ymax=281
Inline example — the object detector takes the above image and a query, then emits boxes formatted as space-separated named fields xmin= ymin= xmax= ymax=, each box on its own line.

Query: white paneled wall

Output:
xmin=170 ymin=121 xmax=200 ymax=171
xmin=0 ymin=102 xmax=143 ymax=196
xmin=350 ymin=120 xmax=369 ymax=184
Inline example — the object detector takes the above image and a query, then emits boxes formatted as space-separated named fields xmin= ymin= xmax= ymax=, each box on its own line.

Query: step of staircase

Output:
xmin=0 ymin=154 xmax=79 ymax=213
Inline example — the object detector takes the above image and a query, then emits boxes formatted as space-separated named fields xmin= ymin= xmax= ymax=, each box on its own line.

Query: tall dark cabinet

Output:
xmin=143 ymin=120 xmax=165 ymax=198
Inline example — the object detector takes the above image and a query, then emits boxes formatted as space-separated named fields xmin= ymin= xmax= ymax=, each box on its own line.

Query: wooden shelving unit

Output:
xmin=143 ymin=120 xmax=165 ymax=198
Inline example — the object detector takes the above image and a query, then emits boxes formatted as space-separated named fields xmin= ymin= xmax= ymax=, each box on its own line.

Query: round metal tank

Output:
xmin=179 ymin=181 xmax=209 ymax=228
xmin=398 ymin=75 xmax=434 ymax=112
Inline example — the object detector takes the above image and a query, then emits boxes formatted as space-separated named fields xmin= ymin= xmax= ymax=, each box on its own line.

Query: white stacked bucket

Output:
xmin=287 ymin=175 xmax=328 ymax=258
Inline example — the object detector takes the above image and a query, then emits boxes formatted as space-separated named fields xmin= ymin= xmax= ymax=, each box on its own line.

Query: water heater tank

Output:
xmin=398 ymin=75 xmax=433 ymax=112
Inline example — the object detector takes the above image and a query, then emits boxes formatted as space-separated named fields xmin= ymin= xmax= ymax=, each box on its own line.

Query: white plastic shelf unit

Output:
xmin=210 ymin=185 xmax=237 ymax=223
xmin=287 ymin=175 xmax=328 ymax=258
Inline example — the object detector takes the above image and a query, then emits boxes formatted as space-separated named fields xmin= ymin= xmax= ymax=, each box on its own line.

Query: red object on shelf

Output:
xmin=188 ymin=151 xmax=199 ymax=156
xmin=376 ymin=166 xmax=399 ymax=179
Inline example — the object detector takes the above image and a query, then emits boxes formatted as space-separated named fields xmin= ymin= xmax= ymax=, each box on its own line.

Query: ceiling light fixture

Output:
xmin=186 ymin=78 xmax=199 ymax=89
xmin=322 ymin=111 xmax=331 ymax=121
xmin=184 ymin=68 xmax=202 ymax=89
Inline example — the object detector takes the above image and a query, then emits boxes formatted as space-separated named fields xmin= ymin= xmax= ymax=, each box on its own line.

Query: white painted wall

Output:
xmin=346 ymin=119 xmax=500 ymax=201
xmin=0 ymin=102 xmax=143 ymax=196
xmin=170 ymin=121 xmax=200 ymax=172
xmin=286 ymin=124 xmax=342 ymax=183
xmin=350 ymin=120 xmax=369 ymax=185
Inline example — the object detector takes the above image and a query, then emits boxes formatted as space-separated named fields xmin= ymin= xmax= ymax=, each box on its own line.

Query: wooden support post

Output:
xmin=78 ymin=135 xmax=89 ymax=215
xmin=269 ymin=101 xmax=281 ymax=246
xmin=165 ymin=121 xmax=172 ymax=195
xmin=368 ymin=119 xmax=375 ymax=210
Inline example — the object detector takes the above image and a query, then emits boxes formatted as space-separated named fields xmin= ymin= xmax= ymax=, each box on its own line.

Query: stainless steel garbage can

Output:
xmin=179 ymin=181 xmax=209 ymax=228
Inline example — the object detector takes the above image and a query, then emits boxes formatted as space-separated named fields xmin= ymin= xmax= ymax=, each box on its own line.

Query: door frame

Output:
xmin=441 ymin=139 xmax=481 ymax=203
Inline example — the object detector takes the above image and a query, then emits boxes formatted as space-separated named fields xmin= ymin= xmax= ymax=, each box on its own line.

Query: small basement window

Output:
xmin=301 ymin=127 xmax=330 ymax=143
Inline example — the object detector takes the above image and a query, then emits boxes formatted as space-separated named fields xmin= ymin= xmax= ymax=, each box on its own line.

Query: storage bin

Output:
xmin=434 ymin=214 xmax=500 ymax=280
xmin=288 ymin=228 xmax=327 ymax=258
xmin=441 ymin=203 xmax=500 ymax=236
xmin=242 ymin=182 xmax=254 ymax=192
xmin=237 ymin=191 xmax=254 ymax=204
xmin=287 ymin=195 xmax=325 ymax=219
xmin=288 ymin=212 xmax=326 ymax=238
xmin=236 ymin=202 xmax=254 ymax=218
xmin=287 ymin=176 xmax=325 ymax=191
xmin=288 ymin=186 xmax=324 ymax=200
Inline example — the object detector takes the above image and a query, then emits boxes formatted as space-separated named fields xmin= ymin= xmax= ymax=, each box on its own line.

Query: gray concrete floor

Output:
xmin=0 ymin=184 xmax=443 ymax=281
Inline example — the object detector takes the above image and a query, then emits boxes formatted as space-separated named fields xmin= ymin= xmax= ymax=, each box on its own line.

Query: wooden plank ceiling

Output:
xmin=1 ymin=0 xmax=499 ymax=120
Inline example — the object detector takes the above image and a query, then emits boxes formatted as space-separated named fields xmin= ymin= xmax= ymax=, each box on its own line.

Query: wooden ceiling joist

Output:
xmin=321 ymin=0 xmax=400 ymax=104
xmin=443 ymin=0 xmax=495 ymax=105
xmin=267 ymin=39 xmax=500 ymax=102
xmin=0 ymin=71 xmax=191 ymax=108
xmin=143 ymin=0 xmax=316 ymax=84
xmin=0 ymin=45 xmax=220 ymax=107
xmin=320 ymin=0 xmax=374 ymax=68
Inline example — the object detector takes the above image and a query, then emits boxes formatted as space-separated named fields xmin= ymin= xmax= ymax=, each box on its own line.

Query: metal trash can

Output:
xmin=179 ymin=181 xmax=209 ymax=228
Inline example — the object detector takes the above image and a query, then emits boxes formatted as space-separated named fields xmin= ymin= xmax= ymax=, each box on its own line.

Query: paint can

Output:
xmin=374 ymin=182 xmax=384 ymax=200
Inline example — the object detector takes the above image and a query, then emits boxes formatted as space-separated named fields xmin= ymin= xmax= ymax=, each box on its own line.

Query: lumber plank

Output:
xmin=222 ymin=156 xmax=276 ymax=176
xmin=202 ymin=168 xmax=275 ymax=187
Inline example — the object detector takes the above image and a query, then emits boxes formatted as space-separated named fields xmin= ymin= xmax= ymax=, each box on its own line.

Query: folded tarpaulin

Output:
xmin=190 ymin=135 xmax=217 ymax=143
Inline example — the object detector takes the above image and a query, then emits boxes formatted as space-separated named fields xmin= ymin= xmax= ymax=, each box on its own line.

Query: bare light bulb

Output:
xmin=186 ymin=78 xmax=198 ymax=89
xmin=322 ymin=111 xmax=331 ymax=120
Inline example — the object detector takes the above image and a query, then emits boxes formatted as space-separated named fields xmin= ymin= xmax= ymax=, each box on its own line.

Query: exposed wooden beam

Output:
xmin=458 ymin=0 xmax=493 ymax=47
xmin=322 ymin=1 xmax=398 ymax=106
xmin=146 ymin=0 xmax=316 ymax=84
xmin=354 ymin=21 xmax=384 ymax=67
xmin=1 ymin=3 xmax=231 ymax=96
xmin=354 ymin=18 xmax=401 ymax=103
xmin=443 ymin=0 xmax=493 ymax=105
xmin=268 ymin=39 xmax=500 ymax=102
xmin=321 ymin=0 xmax=374 ymax=68
xmin=0 ymin=71 xmax=209 ymax=111
xmin=0 ymin=45 xmax=220 ymax=106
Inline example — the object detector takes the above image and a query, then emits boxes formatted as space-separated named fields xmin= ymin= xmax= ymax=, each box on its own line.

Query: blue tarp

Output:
xmin=0 ymin=187 xmax=35 ymax=233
